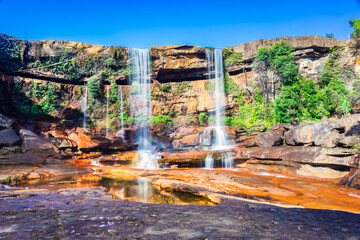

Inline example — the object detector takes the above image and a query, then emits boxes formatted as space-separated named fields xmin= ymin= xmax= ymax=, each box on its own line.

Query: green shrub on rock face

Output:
xmin=223 ymin=48 xmax=243 ymax=68
xmin=86 ymin=73 xmax=103 ymax=99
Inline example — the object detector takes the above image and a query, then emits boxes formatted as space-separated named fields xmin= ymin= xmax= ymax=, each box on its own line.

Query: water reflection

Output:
xmin=21 ymin=174 xmax=216 ymax=206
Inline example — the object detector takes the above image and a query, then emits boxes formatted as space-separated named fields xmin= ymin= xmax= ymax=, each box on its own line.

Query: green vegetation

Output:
xmin=26 ymin=47 xmax=127 ymax=81
xmin=223 ymin=48 xmax=243 ymax=67
xmin=14 ymin=81 xmax=60 ymax=115
xmin=0 ymin=34 xmax=27 ymax=69
xmin=350 ymin=19 xmax=360 ymax=38
xmin=174 ymin=82 xmax=193 ymax=96
xmin=199 ymin=113 xmax=210 ymax=124
xmin=226 ymin=41 xmax=354 ymax=130
xmin=159 ymin=84 xmax=171 ymax=92
xmin=326 ymin=33 xmax=335 ymax=39
xmin=148 ymin=115 xmax=172 ymax=125
xmin=86 ymin=73 xmax=103 ymax=99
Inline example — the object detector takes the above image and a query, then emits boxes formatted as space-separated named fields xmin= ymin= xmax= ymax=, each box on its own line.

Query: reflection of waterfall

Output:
xmin=204 ymin=155 xmax=214 ymax=169
xmin=136 ymin=177 xmax=152 ymax=203
xmin=119 ymin=86 xmax=125 ymax=142
xmin=128 ymin=48 xmax=158 ymax=169
xmin=206 ymin=49 xmax=229 ymax=149
xmin=83 ymin=86 xmax=88 ymax=130
xmin=221 ymin=152 xmax=233 ymax=169
xmin=106 ymin=85 xmax=109 ymax=138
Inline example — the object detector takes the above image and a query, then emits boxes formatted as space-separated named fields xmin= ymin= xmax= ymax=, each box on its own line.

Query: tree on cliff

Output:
xmin=350 ymin=19 xmax=360 ymax=38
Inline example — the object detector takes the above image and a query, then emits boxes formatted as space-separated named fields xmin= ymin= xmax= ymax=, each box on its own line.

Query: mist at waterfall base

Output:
xmin=128 ymin=48 xmax=159 ymax=169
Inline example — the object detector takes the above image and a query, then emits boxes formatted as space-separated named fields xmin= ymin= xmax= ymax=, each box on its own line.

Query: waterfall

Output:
xmin=83 ymin=86 xmax=88 ymax=130
xmin=221 ymin=152 xmax=234 ymax=169
xmin=119 ymin=85 xmax=125 ymax=142
xmin=128 ymin=48 xmax=158 ymax=169
xmin=206 ymin=49 xmax=229 ymax=150
xmin=204 ymin=154 xmax=214 ymax=169
xmin=106 ymin=85 xmax=109 ymax=138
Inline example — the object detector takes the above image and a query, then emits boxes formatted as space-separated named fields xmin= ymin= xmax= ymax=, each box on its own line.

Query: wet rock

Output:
xmin=341 ymin=168 xmax=360 ymax=189
xmin=0 ymin=113 xmax=15 ymax=129
xmin=285 ymin=120 xmax=344 ymax=146
xmin=20 ymin=129 xmax=58 ymax=156
xmin=0 ymin=129 xmax=21 ymax=147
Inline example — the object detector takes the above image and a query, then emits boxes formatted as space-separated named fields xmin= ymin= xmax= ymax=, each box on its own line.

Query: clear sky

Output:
xmin=1 ymin=0 xmax=359 ymax=48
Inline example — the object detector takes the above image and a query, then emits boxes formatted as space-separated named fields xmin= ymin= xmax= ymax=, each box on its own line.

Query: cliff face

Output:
xmin=0 ymin=34 xmax=359 ymax=133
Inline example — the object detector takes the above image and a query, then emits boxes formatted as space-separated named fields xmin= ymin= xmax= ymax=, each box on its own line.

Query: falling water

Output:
xmin=221 ymin=152 xmax=234 ymax=169
xmin=206 ymin=49 xmax=229 ymax=149
xmin=204 ymin=155 xmax=214 ymax=169
xmin=119 ymin=85 xmax=125 ymax=142
xmin=106 ymin=85 xmax=109 ymax=138
xmin=83 ymin=86 xmax=88 ymax=130
xmin=136 ymin=177 xmax=153 ymax=203
xmin=128 ymin=48 xmax=158 ymax=169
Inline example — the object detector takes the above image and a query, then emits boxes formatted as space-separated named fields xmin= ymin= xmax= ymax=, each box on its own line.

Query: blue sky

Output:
xmin=1 ymin=0 xmax=359 ymax=48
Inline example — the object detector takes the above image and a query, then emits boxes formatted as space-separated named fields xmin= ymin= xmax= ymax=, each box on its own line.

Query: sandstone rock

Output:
xmin=48 ymin=137 xmax=77 ymax=149
xmin=337 ymin=114 xmax=360 ymax=131
xmin=235 ymin=146 xmax=358 ymax=168
xmin=172 ymin=134 xmax=200 ymax=150
xmin=20 ymin=129 xmax=58 ymax=155
xmin=0 ymin=146 xmax=21 ymax=155
xmin=255 ymin=127 xmax=284 ymax=148
xmin=334 ymin=136 xmax=360 ymax=148
xmin=345 ymin=121 xmax=360 ymax=136
xmin=0 ymin=129 xmax=21 ymax=147
xmin=341 ymin=168 xmax=360 ymax=189
xmin=314 ymin=131 xmax=342 ymax=148
xmin=235 ymin=135 xmax=257 ymax=148
xmin=285 ymin=120 xmax=344 ymax=146
xmin=247 ymin=124 xmax=267 ymax=134
xmin=0 ymin=113 xmax=15 ymax=129
xmin=169 ymin=127 xmax=197 ymax=140
xmin=68 ymin=128 xmax=111 ymax=152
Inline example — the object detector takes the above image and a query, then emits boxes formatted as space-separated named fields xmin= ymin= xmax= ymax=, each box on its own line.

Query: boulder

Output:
xmin=68 ymin=128 xmax=111 ymax=152
xmin=172 ymin=134 xmax=200 ymax=150
xmin=341 ymin=168 xmax=360 ymax=190
xmin=169 ymin=127 xmax=197 ymax=140
xmin=255 ymin=126 xmax=284 ymax=148
xmin=337 ymin=114 xmax=360 ymax=131
xmin=0 ymin=129 xmax=21 ymax=147
xmin=334 ymin=136 xmax=360 ymax=148
xmin=48 ymin=137 xmax=77 ymax=149
xmin=285 ymin=120 xmax=344 ymax=146
xmin=314 ymin=131 xmax=343 ymax=148
xmin=20 ymin=129 xmax=58 ymax=156
xmin=0 ymin=114 xmax=15 ymax=129
xmin=345 ymin=121 xmax=360 ymax=137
